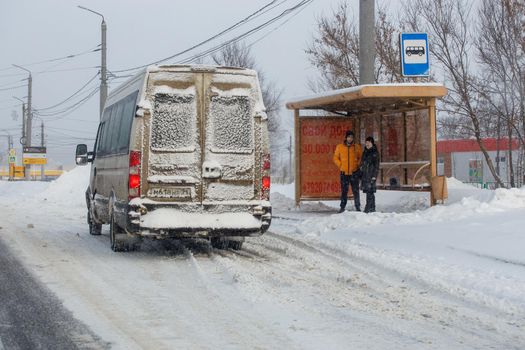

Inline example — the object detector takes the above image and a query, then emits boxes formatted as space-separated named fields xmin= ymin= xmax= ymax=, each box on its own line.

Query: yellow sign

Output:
xmin=23 ymin=158 xmax=47 ymax=165
xmin=23 ymin=152 xmax=47 ymax=165
xmin=9 ymin=148 xmax=16 ymax=156
xmin=14 ymin=166 xmax=25 ymax=178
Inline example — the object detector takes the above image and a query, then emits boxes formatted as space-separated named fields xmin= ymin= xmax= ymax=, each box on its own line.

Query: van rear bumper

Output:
xmin=125 ymin=201 xmax=271 ymax=238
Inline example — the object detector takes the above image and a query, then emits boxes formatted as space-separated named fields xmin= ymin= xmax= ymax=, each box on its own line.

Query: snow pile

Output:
xmin=295 ymin=187 xmax=525 ymax=236
xmin=270 ymin=192 xmax=334 ymax=212
xmin=268 ymin=184 xmax=525 ymax=315
xmin=447 ymin=176 xmax=479 ymax=190
xmin=34 ymin=166 xmax=90 ymax=209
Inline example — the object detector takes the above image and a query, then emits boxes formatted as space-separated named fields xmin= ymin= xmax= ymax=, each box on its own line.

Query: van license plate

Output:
xmin=147 ymin=187 xmax=191 ymax=199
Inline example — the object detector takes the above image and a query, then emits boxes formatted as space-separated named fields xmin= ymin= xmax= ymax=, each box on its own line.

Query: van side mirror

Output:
xmin=75 ymin=144 xmax=88 ymax=165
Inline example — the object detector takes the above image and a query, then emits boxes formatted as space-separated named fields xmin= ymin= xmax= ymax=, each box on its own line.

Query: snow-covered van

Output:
xmin=75 ymin=65 xmax=272 ymax=251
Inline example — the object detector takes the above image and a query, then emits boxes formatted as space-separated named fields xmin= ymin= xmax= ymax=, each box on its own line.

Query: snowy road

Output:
xmin=0 ymin=168 xmax=524 ymax=349
xmin=0 ymin=237 xmax=106 ymax=350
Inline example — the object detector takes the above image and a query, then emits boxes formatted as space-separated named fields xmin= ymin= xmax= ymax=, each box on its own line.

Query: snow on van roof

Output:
xmin=147 ymin=64 xmax=257 ymax=76
xmin=106 ymin=64 xmax=260 ymax=107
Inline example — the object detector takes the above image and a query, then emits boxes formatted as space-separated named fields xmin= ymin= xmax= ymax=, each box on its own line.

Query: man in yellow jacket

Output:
xmin=333 ymin=130 xmax=363 ymax=213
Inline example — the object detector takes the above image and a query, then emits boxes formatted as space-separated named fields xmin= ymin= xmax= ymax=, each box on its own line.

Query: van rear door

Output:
xmin=145 ymin=70 xmax=256 ymax=205
xmin=201 ymin=73 xmax=256 ymax=202
xmin=146 ymin=72 xmax=203 ymax=203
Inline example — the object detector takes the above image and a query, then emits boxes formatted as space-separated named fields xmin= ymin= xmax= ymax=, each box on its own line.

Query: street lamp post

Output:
xmin=78 ymin=5 xmax=107 ymax=119
xmin=12 ymin=64 xmax=32 ymax=180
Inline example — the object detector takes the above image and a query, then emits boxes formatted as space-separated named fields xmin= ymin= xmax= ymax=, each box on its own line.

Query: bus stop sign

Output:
xmin=400 ymin=32 xmax=429 ymax=77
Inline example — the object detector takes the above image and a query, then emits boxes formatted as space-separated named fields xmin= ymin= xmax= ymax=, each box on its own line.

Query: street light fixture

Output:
xmin=78 ymin=5 xmax=107 ymax=118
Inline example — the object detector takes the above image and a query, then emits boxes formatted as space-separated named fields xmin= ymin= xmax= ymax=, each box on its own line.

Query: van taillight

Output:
xmin=262 ymin=176 xmax=271 ymax=189
xmin=129 ymin=150 xmax=141 ymax=200
xmin=261 ymin=154 xmax=270 ymax=200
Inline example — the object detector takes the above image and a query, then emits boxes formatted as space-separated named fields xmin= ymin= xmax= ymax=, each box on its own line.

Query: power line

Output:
xmin=0 ymin=44 xmax=101 ymax=73
xmin=247 ymin=0 xmax=311 ymax=49
xmin=112 ymin=0 xmax=290 ymax=73
xmin=46 ymin=125 xmax=97 ymax=134
xmin=33 ymin=66 xmax=99 ymax=75
xmin=0 ymin=84 xmax=26 ymax=92
xmin=178 ymin=0 xmax=315 ymax=64
xmin=35 ymin=86 xmax=100 ymax=120
xmin=0 ymin=79 xmax=25 ymax=89
xmin=35 ymin=73 xmax=99 ymax=111
xmin=34 ymin=84 xmax=99 ymax=116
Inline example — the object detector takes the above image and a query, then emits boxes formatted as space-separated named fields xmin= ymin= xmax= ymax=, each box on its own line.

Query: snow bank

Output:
xmin=34 ymin=166 xmax=90 ymax=208
xmin=296 ymin=187 xmax=525 ymax=236
xmin=269 ymin=184 xmax=525 ymax=315
xmin=446 ymin=177 xmax=479 ymax=190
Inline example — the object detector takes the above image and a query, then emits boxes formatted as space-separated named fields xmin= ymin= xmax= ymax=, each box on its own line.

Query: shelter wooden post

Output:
xmin=429 ymin=98 xmax=437 ymax=206
xmin=294 ymin=109 xmax=301 ymax=207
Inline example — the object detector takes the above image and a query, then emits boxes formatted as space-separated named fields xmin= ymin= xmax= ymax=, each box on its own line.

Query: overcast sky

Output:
xmin=0 ymin=0 xmax=402 ymax=168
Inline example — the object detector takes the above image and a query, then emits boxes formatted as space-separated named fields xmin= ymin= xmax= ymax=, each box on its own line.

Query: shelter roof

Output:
xmin=286 ymin=83 xmax=447 ymax=115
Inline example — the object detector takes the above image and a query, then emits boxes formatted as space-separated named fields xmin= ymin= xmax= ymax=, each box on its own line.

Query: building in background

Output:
xmin=437 ymin=138 xmax=523 ymax=187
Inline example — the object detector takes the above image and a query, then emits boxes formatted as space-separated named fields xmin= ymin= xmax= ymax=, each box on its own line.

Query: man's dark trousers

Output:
xmin=340 ymin=172 xmax=361 ymax=210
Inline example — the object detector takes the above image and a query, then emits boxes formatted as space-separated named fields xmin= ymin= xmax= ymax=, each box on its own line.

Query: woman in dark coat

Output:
xmin=361 ymin=136 xmax=380 ymax=213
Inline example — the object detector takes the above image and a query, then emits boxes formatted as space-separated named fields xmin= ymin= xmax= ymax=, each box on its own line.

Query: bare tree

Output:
xmin=475 ymin=0 xmax=525 ymax=187
xmin=211 ymin=41 xmax=288 ymax=180
xmin=305 ymin=1 xmax=404 ymax=91
xmin=211 ymin=41 xmax=282 ymax=133
xmin=403 ymin=0 xmax=506 ymax=187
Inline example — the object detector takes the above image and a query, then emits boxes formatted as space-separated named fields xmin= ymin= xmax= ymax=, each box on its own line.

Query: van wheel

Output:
xmin=88 ymin=211 xmax=102 ymax=236
xmin=110 ymin=214 xmax=139 ymax=252
xmin=210 ymin=237 xmax=229 ymax=250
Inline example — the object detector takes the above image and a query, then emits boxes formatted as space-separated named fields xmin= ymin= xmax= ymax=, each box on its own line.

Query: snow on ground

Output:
xmin=0 ymin=170 xmax=524 ymax=349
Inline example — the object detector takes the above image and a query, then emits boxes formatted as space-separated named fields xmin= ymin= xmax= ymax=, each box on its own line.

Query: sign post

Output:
xmin=23 ymin=146 xmax=47 ymax=166
xmin=400 ymin=32 xmax=430 ymax=77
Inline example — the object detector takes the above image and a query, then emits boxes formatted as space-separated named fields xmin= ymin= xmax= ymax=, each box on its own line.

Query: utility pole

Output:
xmin=78 ymin=6 xmax=107 ymax=118
xmin=359 ymin=0 xmax=375 ymax=85
xmin=13 ymin=64 xmax=32 ymax=180
xmin=40 ymin=121 xmax=45 ymax=181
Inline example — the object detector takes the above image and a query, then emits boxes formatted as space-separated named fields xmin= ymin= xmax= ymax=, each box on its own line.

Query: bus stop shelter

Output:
xmin=286 ymin=83 xmax=448 ymax=206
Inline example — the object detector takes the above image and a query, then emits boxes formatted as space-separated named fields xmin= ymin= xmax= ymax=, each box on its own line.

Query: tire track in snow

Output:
xmin=212 ymin=231 xmax=525 ymax=349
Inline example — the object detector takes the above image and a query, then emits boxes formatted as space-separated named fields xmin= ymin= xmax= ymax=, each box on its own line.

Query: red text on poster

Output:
xmin=299 ymin=118 xmax=354 ymax=199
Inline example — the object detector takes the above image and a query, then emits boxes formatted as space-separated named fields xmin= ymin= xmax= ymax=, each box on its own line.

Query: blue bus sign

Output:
xmin=400 ymin=32 xmax=429 ymax=77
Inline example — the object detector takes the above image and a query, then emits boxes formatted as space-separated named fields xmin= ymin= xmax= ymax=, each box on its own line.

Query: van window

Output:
xmin=93 ymin=123 xmax=103 ymax=153
xmin=210 ymin=95 xmax=253 ymax=152
xmin=99 ymin=106 xmax=115 ymax=156
xmin=117 ymin=92 xmax=138 ymax=153
xmin=97 ymin=108 xmax=112 ymax=155
xmin=151 ymin=93 xmax=196 ymax=151
xmin=110 ymin=103 xmax=123 ymax=155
